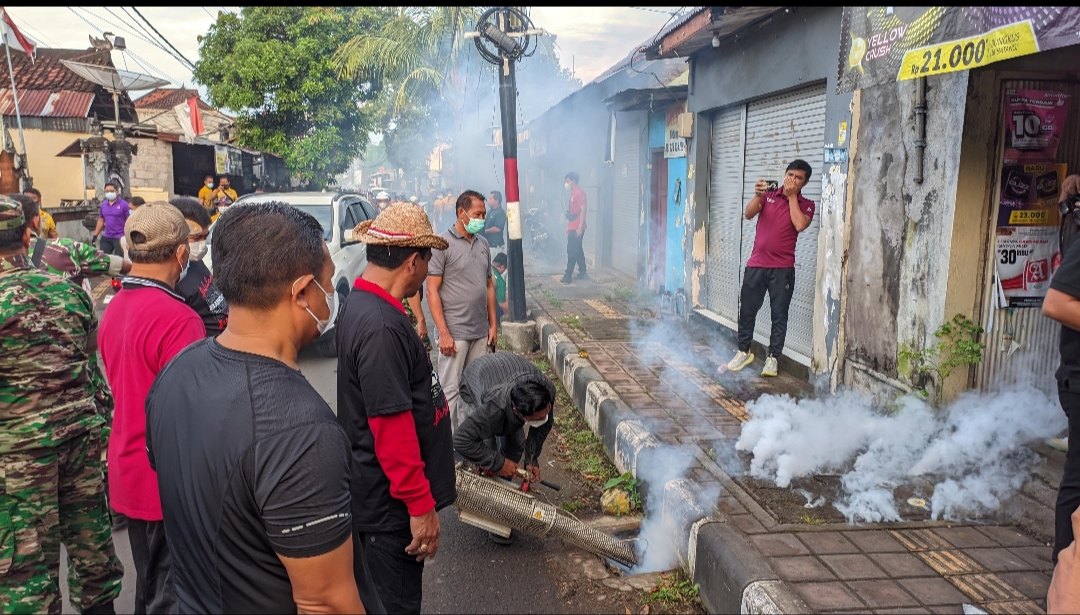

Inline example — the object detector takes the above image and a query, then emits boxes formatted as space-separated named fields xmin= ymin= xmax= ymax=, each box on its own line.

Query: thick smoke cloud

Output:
xmin=736 ymin=385 xmax=1065 ymax=522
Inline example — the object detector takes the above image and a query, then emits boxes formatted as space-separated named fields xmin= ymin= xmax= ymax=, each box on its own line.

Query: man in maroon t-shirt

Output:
xmin=561 ymin=171 xmax=589 ymax=283
xmin=725 ymin=159 xmax=815 ymax=377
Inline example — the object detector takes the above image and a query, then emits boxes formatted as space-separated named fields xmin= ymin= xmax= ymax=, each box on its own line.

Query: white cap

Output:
xmin=377 ymin=191 xmax=390 ymax=200
xmin=409 ymin=196 xmax=418 ymax=203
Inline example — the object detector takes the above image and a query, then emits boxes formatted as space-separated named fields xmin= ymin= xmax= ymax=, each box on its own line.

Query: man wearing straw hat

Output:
xmin=337 ymin=203 xmax=456 ymax=614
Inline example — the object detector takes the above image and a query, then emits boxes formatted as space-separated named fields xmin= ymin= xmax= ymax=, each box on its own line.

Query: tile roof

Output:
xmin=133 ymin=87 xmax=215 ymax=112
xmin=0 ymin=45 xmax=112 ymax=92
xmin=0 ymin=89 xmax=94 ymax=117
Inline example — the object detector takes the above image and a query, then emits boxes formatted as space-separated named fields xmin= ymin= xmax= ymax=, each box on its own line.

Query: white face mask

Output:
xmin=295 ymin=277 xmax=338 ymax=335
xmin=521 ymin=412 xmax=549 ymax=429
xmin=189 ymin=240 xmax=208 ymax=261
xmin=206 ymin=182 xmax=214 ymax=189
xmin=104 ymin=191 xmax=118 ymax=201
xmin=177 ymin=245 xmax=191 ymax=282
xmin=564 ymin=182 xmax=571 ymax=190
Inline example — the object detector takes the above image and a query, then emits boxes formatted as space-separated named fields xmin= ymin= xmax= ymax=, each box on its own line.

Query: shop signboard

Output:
xmin=665 ymin=101 xmax=686 ymax=159
xmin=838 ymin=7 xmax=1080 ymax=93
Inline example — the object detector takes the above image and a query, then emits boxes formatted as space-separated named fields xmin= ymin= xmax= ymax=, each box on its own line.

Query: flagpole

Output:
xmin=1 ymin=10 xmax=28 ymax=188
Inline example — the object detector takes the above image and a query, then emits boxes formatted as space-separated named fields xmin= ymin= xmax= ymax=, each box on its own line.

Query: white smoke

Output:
xmin=735 ymin=386 xmax=1065 ymax=522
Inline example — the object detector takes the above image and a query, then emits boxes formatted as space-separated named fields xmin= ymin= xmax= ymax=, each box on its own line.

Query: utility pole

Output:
xmin=468 ymin=7 xmax=543 ymax=323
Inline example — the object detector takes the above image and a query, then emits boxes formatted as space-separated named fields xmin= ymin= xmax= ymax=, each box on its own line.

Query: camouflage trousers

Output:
xmin=0 ymin=428 xmax=124 ymax=614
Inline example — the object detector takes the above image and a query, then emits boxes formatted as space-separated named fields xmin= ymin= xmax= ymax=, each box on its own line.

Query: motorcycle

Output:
xmin=525 ymin=207 xmax=558 ymax=264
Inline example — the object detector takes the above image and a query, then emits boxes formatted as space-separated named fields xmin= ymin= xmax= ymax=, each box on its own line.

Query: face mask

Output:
xmin=297 ymin=277 xmax=337 ymax=335
xmin=524 ymin=414 xmax=549 ymax=429
xmin=104 ymin=191 xmax=117 ymax=201
xmin=463 ymin=213 xmax=485 ymax=235
xmin=189 ymin=240 xmax=208 ymax=261
xmin=206 ymin=182 xmax=214 ymax=189
xmin=177 ymin=246 xmax=190 ymax=282
xmin=564 ymin=182 xmax=571 ymax=190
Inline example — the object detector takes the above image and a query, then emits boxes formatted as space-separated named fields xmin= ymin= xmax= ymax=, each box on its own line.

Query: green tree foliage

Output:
xmin=194 ymin=7 xmax=382 ymax=186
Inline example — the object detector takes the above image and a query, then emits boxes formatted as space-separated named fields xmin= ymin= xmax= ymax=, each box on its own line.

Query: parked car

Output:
xmin=205 ymin=191 xmax=377 ymax=357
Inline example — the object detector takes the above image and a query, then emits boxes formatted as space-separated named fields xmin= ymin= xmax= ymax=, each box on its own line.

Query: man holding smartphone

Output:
xmin=724 ymin=160 xmax=815 ymax=377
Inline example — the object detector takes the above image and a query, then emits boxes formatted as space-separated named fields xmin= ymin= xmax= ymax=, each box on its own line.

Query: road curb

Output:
xmin=533 ymin=313 xmax=807 ymax=614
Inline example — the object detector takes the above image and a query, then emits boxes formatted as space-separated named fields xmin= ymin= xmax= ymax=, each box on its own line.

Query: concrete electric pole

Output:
xmin=468 ymin=7 xmax=544 ymax=324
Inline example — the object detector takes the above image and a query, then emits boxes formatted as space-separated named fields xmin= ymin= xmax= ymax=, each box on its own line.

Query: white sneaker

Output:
xmin=725 ymin=350 xmax=754 ymax=372
xmin=1049 ymin=437 xmax=1069 ymax=452
xmin=762 ymin=356 xmax=778 ymax=377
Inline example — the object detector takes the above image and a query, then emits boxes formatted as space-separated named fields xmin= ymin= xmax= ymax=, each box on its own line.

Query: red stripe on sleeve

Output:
xmin=369 ymin=411 xmax=435 ymax=516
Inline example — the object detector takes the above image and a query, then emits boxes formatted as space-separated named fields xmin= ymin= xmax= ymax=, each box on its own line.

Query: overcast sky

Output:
xmin=5 ymin=6 xmax=678 ymax=102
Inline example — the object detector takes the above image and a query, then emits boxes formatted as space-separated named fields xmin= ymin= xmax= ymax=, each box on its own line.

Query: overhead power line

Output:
xmin=130 ymin=7 xmax=197 ymax=71
xmin=66 ymin=7 xmax=182 ymax=87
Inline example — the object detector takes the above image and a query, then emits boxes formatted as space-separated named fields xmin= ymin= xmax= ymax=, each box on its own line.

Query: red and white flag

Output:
xmin=188 ymin=95 xmax=204 ymax=136
xmin=1 ymin=8 xmax=37 ymax=62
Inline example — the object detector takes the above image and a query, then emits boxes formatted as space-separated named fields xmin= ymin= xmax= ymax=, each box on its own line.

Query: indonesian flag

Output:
xmin=1 ymin=9 xmax=36 ymax=62
xmin=188 ymin=95 xmax=204 ymax=136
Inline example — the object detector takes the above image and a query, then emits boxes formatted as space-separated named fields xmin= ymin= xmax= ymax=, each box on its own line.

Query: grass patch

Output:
xmin=611 ymin=284 xmax=637 ymax=303
xmin=645 ymin=571 xmax=700 ymax=607
xmin=531 ymin=358 xmax=550 ymax=373
xmin=559 ymin=314 xmax=584 ymax=332
xmin=535 ymin=285 xmax=563 ymax=309
xmin=799 ymin=514 xmax=826 ymax=525
xmin=535 ymin=356 xmax=617 ymax=485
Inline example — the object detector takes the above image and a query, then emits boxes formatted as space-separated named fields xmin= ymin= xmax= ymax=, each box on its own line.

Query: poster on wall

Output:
xmin=214 ymin=145 xmax=228 ymax=175
xmin=995 ymin=226 xmax=1060 ymax=308
xmin=1003 ymin=89 xmax=1072 ymax=163
xmin=837 ymin=7 xmax=1080 ymax=92
xmin=997 ymin=163 xmax=1066 ymax=227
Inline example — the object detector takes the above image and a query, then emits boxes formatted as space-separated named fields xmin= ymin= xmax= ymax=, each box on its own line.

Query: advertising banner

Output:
xmin=214 ymin=145 xmax=228 ymax=175
xmin=664 ymin=101 xmax=686 ymax=159
xmin=1003 ymin=89 xmax=1071 ymax=163
xmin=995 ymin=226 xmax=1059 ymax=308
xmin=997 ymin=163 xmax=1066 ymax=227
xmin=838 ymin=7 xmax=1080 ymax=93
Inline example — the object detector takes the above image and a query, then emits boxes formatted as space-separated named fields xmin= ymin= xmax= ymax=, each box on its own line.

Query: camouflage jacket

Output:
xmin=0 ymin=254 xmax=103 ymax=454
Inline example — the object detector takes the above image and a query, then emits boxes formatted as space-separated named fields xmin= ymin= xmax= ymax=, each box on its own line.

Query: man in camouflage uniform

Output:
xmin=0 ymin=198 xmax=124 ymax=614
xmin=12 ymin=194 xmax=130 ymax=484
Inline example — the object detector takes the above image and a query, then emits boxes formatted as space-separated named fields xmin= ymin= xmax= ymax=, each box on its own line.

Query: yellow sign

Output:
xmin=1008 ymin=208 xmax=1056 ymax=226
xmin=898 ymin=21 xmax=1039 ymax=81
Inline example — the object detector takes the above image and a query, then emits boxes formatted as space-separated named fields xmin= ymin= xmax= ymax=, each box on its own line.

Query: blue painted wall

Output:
xmin=665 ymin=156 xmax=687 ymax=291
xmin=648 ymin=112 xmax=666 ymax=149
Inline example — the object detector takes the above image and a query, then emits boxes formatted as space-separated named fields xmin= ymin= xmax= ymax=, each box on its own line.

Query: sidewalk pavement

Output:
xmin=526 ymin=267 xmax=1056 ymax=614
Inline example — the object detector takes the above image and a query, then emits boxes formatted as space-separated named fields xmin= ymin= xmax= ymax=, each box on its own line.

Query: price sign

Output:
xmin=1007 ymin=209 xmax=1052 ymax=225
xmin=898 ymin=21 xmax=1038 ymax=80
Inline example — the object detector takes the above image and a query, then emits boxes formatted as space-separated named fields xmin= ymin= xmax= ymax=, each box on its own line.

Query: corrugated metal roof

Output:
xmin=0 ymin=89 xmax=94 ymax=118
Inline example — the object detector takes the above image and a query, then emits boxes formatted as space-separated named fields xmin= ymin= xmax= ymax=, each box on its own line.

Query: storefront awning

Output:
xmin=838 ymin=7 xmax=1080 ymax=93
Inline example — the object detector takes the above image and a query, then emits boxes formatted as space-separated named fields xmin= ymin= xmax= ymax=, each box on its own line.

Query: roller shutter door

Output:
xmin=739 ymin=85 xmax=826 ymax=359
xmin=612 ymin=111 xmax=643 ymax=278
xmin=705 ymin=106 xmax=745 ymax=321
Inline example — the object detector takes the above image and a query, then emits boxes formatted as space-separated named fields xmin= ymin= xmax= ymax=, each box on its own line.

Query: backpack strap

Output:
xmin=30 ymin=237 xmax=46 ymax=268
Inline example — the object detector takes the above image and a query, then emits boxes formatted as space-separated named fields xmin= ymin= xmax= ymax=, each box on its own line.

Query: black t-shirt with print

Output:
xmin=336 ymin=283 xmax=456 ymax=532
xmin=176 ymin=260 xmax=229 ymax=336
xmin=1052 ymin=237 xmax=1080 ymax=382
xmin=146 ymin=339 xmax=353 ymax=613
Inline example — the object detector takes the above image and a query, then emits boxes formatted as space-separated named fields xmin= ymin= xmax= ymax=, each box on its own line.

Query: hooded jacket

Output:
xmin=453 ymin=352 xmax=556 ymax=471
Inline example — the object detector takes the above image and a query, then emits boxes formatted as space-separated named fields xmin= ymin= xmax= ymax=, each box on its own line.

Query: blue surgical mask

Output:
xmin=463 ymin=213 xmax=485 ymax=235
xmin=104 ymin=191 xmax=117 ymax=201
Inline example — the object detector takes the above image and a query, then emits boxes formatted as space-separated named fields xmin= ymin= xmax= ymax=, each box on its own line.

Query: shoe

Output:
xmin=488 ymin=530 xmax=514 ymax=546
xmin=575 ymin=272 xmax=590 ymax=281
xmin=1049 ymin=437 xmax=1069 ymax=452
xmin=725 ymin=350 xmax=754 ymax=372
xmin=560 ymin=275 xmax=573 ymax=284
xmin=762 ymin=356 xmax=778 ymax=377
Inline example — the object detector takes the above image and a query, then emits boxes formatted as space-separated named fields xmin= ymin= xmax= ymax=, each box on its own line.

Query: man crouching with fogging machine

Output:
xmin=453 ymin=352 xmax=556 ymax=545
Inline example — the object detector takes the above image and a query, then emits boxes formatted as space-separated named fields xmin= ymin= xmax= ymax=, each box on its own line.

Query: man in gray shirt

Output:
xmin=427 ymin=190 xmax=498 ymax=431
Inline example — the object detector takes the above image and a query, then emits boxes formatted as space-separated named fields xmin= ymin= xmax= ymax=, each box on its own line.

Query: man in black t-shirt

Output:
xmin=145 ymin=202 xmax=364 ymax=613
xmin=1045 ymin=174 xmax=1080 ymax=564
xmin=172 ymin=197 xmax=229 ymax=336
xmin=337 ymin=203 xmax=455 ymax=614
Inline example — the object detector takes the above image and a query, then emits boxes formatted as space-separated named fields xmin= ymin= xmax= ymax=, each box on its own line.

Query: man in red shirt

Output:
xmin=337 ymin=204 xmax=455 ymax=614
xmin=561 ymin=171 xmax=589 ymax=283
xmin=99 ymin=202 xmax=205 ymax=613
xmin=725 ymin=160 xmax=815 ymax=377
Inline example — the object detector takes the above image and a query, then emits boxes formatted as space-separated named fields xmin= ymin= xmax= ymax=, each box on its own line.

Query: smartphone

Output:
xmin=765 ymin=180 xmax=779 ymax=192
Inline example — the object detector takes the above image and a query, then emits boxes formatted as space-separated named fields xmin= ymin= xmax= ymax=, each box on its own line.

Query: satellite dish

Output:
xmin=60 ymin=60 xmax=170 ymax=93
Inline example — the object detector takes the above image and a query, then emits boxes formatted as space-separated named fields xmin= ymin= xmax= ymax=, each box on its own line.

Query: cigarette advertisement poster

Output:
xmin=838 ymin=7 xmax=1080 ymax=93
xmin=997 ymin=163 xmax=1066 ymax=227
xmin=995 ymin=226 xmax=1059 ymax=308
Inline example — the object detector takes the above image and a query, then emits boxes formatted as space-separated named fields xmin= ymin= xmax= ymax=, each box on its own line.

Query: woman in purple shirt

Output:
xmin=93 ymin=181 xmax=131 ymax=257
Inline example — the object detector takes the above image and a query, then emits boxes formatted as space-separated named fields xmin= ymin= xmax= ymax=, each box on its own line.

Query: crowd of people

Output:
xmin=0 ymin=181 xmax=560 ymax=614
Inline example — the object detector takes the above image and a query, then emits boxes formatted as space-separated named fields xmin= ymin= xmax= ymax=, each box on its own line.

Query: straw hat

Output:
xmin=354 ymin=202 xmax=448 ymax=250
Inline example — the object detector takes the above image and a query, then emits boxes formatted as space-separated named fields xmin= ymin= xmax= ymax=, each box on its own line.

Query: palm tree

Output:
xmin=333 ymin=7 xmax=482 ymax=114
